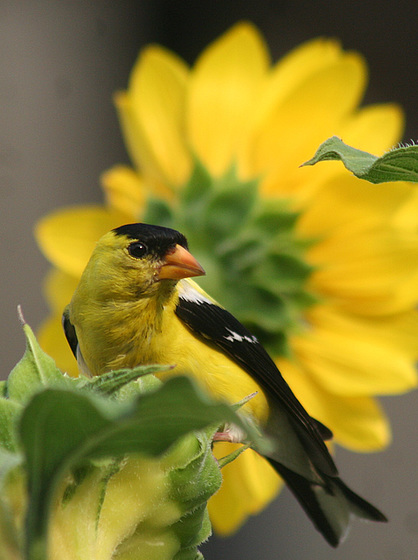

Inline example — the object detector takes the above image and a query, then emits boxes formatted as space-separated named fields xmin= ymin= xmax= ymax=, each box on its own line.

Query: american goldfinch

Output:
xmin=63 ymin=222 xmax=386 ymax=546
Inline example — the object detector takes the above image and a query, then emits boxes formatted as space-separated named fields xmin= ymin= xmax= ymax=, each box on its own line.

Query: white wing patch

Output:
xmin=178 ymin=281 xmax=259 ymax=344
xmin=178 ymin=279 xmax=213 ymax=305
xmin=76 ymin=346 xmax=93 ymax=378
xmin=224 ymin=328 xmax=258 ymax=344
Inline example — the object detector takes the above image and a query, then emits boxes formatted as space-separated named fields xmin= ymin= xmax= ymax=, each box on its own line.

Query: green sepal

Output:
xmin=217 ymin=443 xmax=251 ymax=469
xmin=201 ymin=177 xmax=258 ymax=241
xmin=94 ymin=457 xmax=124 ymax=531
xmin=171 ymin=504 xmax=212 ymax=559
xmin=303 ymin=136 xmax=418 ymax=183
xmin=179 ymin=157 xmax=213 ymax=226
xmin=144 ymin=197 xmax=175 ymax=228
xmin=113 ymin=371 xmax=163 ymax=401
xmin=77 ymin=364 xmax=172 ymax=395
xmin=168 ymin=431 xmax=221 ymax=512
xmin=230 ymin=392 xmax=258 ymax=411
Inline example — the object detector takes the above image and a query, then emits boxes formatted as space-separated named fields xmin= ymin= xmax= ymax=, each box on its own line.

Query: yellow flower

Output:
xmin=36 ymin=22 xmax=418 ymax=535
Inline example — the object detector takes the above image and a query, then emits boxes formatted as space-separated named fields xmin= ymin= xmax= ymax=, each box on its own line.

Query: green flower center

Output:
xmin=144 ymin=160 xmax=317 ymax=357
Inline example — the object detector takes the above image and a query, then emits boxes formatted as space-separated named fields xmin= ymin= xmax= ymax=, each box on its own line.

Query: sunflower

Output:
xmin=36 ymin=22 xmax=418 ymax=534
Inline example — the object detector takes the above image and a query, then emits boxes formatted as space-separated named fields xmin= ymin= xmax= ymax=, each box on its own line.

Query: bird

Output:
xmin=63 ymin=222 xmax=387 ymax=546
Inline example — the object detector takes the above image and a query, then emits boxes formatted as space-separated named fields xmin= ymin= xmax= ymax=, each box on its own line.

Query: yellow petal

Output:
xmin=318 ymin=395 xmax=391 ymax=451
xmin=187 ymin=22 xmax=269 ymax=176
xmin=249 ymin=50 xmax=367 ymax=188
xmin=38 ymin=315 xmax=79 ymax=377
xmin=392 ymin=188 xmax=418 ymax=232
xmin=43 ymin=268 xmax=79 ymax=315
xmin=115 ymin=92 xmax=174 ymax=199
xmin=308 ymin=225 xmax=418 ymax=315
xmin=250 ymin=38 xmax=346 ymax=137
xmin=340 ymin=103 xmax=404 ymax=155
xmin=35 ymin=206 xmax=126 ymax=277
xmin=101 ymin=165 xmax=145 ymax=219
xmin=208 ymin=444 xmax=280 ymax=535
xmin=123 ymin=45 xmax=191 ymax=187
xmin=297 ymin=172 xmax=414 ymax=238
xmin=245 ymin=39 xmax=353 ymax=193
xmin=280 ymin=359 xmax=391 ymax=451
xmin=291 ymin=305 xmax=418 ymax=396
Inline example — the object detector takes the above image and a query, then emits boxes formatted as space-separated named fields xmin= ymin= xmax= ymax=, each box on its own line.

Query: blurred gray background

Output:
xmin=1 ymin=1 xmax=417 ymax=558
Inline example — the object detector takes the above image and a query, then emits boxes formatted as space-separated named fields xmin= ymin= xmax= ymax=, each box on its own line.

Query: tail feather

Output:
xmin=269 ymin=460 xmax=387 ymax=547
xmin=334 ymin=478 xmax=388 ymax=523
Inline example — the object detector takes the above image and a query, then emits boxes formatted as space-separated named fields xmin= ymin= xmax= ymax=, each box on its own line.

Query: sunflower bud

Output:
xmin=0 ymin=321 xmax=259 ymax=560
xmin=48 ymin=434 xmax=221 ymax=560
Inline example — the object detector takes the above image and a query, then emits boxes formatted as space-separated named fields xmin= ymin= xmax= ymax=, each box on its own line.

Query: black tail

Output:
xmin=269 ymin=460 xmax=387 ymax=547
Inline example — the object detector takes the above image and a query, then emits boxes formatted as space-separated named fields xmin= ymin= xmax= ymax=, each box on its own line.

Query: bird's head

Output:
xmin=82 ymin=223 xmax=205 ymax=300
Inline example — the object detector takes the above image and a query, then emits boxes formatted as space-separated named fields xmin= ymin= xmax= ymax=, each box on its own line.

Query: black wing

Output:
xmin=176 ymin=281 xmax=337 ymax=476
xmin=62 ymin=306 xmax=78 ymax=358
xmin=62 ymin=306 xmax=93 ymax=377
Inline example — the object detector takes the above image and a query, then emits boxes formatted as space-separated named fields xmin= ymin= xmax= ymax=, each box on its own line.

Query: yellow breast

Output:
xmin=72 ymin=283 xmax=268 ymax=423
xmin=144 ymin=310 xmax=269 ymax=423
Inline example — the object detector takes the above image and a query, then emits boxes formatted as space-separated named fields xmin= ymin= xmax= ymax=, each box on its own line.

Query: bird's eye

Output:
xmin=128 ymin=241 xmax=148 ymax=259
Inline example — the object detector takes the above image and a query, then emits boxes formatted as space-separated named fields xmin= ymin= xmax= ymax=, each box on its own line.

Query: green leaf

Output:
xmin=19 ymin=376 xmax=263 ymax=559
xmin=6 ymin=318 xmax=66 ymax=404
xmin=0 ymin=448 xmax=21 ymax=484
xmin=303 ymin=136 xmax=418 ymax=183
xmin=0 ymin=398 xmax=22 ymax=452
xmin=0 ymin=449 xmax=23 ymax=560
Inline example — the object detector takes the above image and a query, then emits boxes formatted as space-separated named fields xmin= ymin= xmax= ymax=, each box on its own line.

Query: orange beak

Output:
xmin=158 ymin=244 xmax=205 ymax=280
